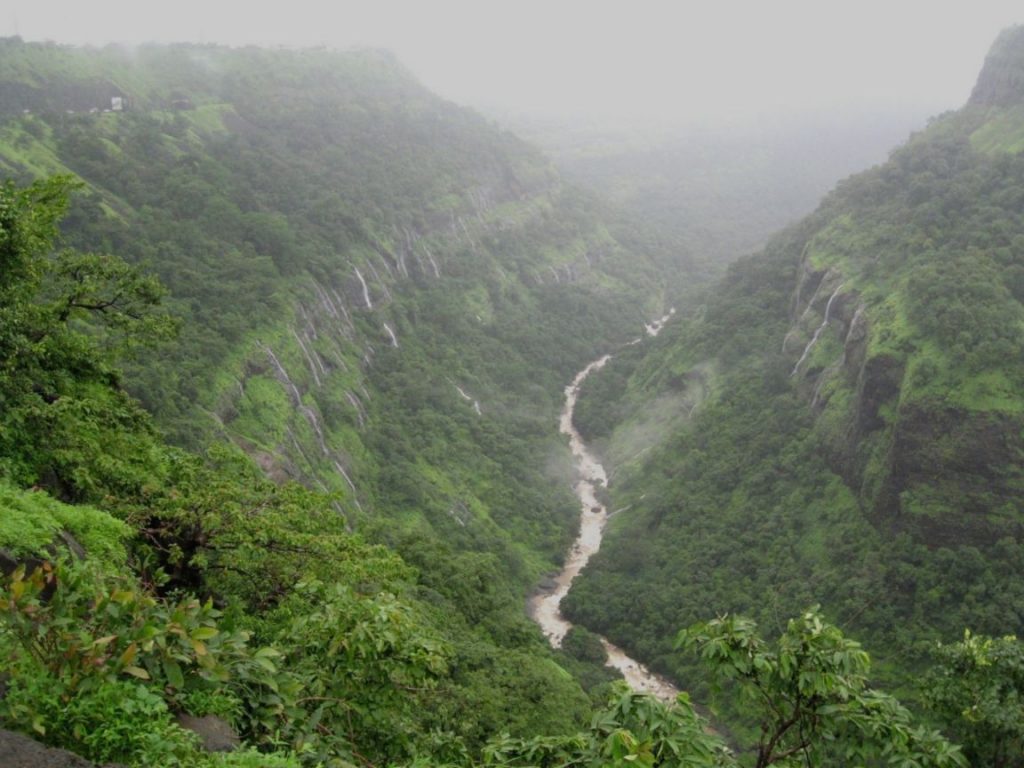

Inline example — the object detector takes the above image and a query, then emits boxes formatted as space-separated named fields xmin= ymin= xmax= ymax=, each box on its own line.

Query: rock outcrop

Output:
xmin=969 ymin=25 xmax=1024 ymax=107
xmin=0 ymin=729 xmax=124 ymax=768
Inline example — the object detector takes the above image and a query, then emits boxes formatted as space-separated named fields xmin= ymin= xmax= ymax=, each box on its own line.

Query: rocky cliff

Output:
xmin=969 ymin=25 xmax=1024 ymax=107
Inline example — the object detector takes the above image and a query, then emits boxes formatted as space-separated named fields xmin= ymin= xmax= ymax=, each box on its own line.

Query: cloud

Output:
xmin=4 ymin=0 xmax=1020 ymax=126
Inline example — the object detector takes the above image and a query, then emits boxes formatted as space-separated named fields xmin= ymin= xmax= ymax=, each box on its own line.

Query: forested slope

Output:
xmin=0 ymin=36 xmax=681 ymax=764
xmin=567 ymin=23 xmax=1024 ymax=724
xmin=1 ymin=30 xmax=1017 ymax=768
xmin=0 ymin=36 xmax=685 ymax=600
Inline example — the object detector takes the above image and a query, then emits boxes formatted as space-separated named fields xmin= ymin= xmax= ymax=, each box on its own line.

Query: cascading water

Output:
xmin=644 ymin=307 xmax=676 ymax=337
xmin=366 ymin=261 xmax=392 ymax=301
xmin=328 ymin=287 xmax=353 ymax=326
xmin=345 ymin=391 xmax=366 ymax=428
xmin=425 ymin=246 xmax=441 ymax=278
xmin=291 ymin=329 xmax=322 ymax=387
xmin=452 ymin=383 xmax=482 ymax=416
xmin=262 ymin=343 xmax=330 ymax=456
xmin=261 ymin=344 xmax=302 ymax=406
xmin=353 ymin=268 xmax=373 ymax=310
xmin=383 ymin=322 xmax=399 ymax=348
xmin=791 ymin=284 xmax=844 ymax=376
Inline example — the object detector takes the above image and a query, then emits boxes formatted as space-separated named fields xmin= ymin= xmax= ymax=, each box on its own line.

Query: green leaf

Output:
xmin=163 ymin=658 xmax=185 ymax=689
xmin=123 ymin=665 xmax=150 ymax=680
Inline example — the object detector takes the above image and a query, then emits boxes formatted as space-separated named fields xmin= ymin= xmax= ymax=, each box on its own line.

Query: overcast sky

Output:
xmin=3 ymin=1 xmax=1021 ymax=128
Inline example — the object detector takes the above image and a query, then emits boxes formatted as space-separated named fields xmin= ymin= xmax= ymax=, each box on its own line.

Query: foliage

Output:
xmin=679 ymin=609 xmax=965 ymax=768
xmin=0 ymin=557 xmax=296 ymax=764
xmin=565 ymin=46 xmax=1024 ymax=744
xmin=480 ymin=686 xmax=729 ymax=768
xmin=924 ymin=631 xmax=1024 ymax=768
xmin=0 ymin=176 xmax=173 ymax=500
xmin=0 ymin=480 xmax=129 ymax=562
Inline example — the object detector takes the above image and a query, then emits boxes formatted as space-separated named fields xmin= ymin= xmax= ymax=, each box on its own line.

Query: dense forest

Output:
xmin=566 ymin=24 xmax=1024 ymax=761
xmin=508 ymin=112 xmax=919 ymax=272
xmin=1 ymin=24 xmax=1023 ymax=768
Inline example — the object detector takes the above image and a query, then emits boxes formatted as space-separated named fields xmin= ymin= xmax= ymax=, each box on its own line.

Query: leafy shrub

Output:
xmin=0 ymin=481 xmax=130 ymax=562
xmin=0 ymin=558 xmax=294 ymax=757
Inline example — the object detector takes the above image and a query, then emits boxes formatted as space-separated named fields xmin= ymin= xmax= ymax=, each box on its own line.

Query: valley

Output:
xmin=0 ymin=19 xmax=1023 ymax=768
xmin=530 ymin=312 xmax=679 ymax=703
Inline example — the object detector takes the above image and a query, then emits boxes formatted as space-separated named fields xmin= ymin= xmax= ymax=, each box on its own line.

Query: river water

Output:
xmin=528 ymin=313 xmax=679 ymax=703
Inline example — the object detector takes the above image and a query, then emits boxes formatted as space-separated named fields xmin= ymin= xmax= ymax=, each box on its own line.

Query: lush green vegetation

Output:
xmin=0 ymin=168 xmax=965 ymax=768
xmin=4 ymin=27 xmax=1024 ymax=767
xmin=566 ymin=24 xmax=1024 ymax=746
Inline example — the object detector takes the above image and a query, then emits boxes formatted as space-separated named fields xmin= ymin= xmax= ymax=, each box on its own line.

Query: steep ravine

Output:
xmin=529 ymin=312 xmax=679 ymax=702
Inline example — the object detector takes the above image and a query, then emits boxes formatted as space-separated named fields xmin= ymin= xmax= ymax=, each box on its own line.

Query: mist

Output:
xmin=4 ymin=0 xmax=1021 ymax=130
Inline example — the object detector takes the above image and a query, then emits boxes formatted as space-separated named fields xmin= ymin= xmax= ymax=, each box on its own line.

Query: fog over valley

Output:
xmin=2 ymin=4 xmax=1024 ymax=768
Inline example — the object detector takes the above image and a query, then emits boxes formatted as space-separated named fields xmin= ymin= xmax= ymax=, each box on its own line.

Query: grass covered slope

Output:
xmin=0 ymin=39 xmax=989 ymax=768
xmin=565 ymin=25 xmax=1024 ymax=715
xmin=0 ymin=39 xmax=673 ymax=765
xmin=0 ymin=37 xmax=672 ymax=601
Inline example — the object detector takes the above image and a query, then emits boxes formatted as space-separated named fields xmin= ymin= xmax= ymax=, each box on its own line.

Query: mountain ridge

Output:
xmin=564 ymin=23 xmax=1024 ymax=725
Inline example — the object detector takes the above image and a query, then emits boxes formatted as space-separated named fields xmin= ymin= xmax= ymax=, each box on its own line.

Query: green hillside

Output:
xmin=566 ymin=24 xmax=1024 ymax=730
xmin=0 ymin=28 xmax=1017 ymax=768
xmin=0 ymin=36 xmax=675 ymax=766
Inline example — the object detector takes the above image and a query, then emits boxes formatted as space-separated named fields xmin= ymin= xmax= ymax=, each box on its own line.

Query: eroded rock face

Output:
xmin=969 ymin=25 xmax=1024 ymax=107
xmin=0 ymin=729 xmax=124 ymax=768
xmin=174 ymin=714 xmax=240 ymax=753
xmin=782 ymin=247 xmax=1024 ymax=549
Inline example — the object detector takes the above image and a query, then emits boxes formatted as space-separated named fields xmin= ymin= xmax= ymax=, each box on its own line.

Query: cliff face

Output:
xmin=969 ymin=25 xmax=1024 ymax=107
xmin=564 ymin=26 xmax=1024 ymax=681
xmin=787 ymin=247 xmax=1024 ymax=549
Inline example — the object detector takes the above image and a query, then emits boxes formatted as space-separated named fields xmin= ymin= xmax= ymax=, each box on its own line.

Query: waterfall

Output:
xmin=291 ymin=330 xmax=322 ymax=387
xmin=261 ymin=344 xmax=302 ymax=406
xmin=783 ymin=274 xmax=830 ymax=352
xmin=644 ymin=308 xmax=676 ymax=337
xmin=262 ymin=343 xmax=329 ymax=455
xmin=375 ymin=250 xmax=395 ymax=276
xmin=286 ymin=427 xmax=316 ymax=467
xmin=297 ymin=303 xmax=316 ymax=338
xmin=333 ymin=460 xmax=357 ymax=493
xmin=366 ymin=261 xmax=392 ymax=301
xmin=409 ymin=246 xmax=427 ymax=276
xmin=458 ymin=216 xmax=474 ymax=246
xmin=353 ymin=268 xmax=373 ymax=310
xmin=345 ymin=391 xmax=366 ymax=428
xmin=312 ymin=281 xmax=343 ymax=321
xmin=453 ymin=383 xmax=482 ymax=416
xmin=548 ymin=266 xmax=561 ymax=284
xmin=424 ymin=246 xmax=441 ymax=278
xmin=382 ymin=322 xmax=399 ymax=348
xmin=299 ymin=405 xmax=328 ymax=455
xmin=328 ymin=287 xmax=354 ymax=327
xmin=840 ymin=305 xmax=865 ymax=365
xmin=792 ymin=284 xmax=844 ymax=376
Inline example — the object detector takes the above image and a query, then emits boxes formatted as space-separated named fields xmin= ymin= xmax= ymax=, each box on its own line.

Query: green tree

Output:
xmin=925 ymin=631 xmax=1024 ymax=768
xmin=0 ymin=176 xmax=174 ymax=498
xmin=677 ymin=608 xmax=966 ymax=768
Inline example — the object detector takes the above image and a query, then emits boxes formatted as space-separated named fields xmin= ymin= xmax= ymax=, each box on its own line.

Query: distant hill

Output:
xmin=503 ymin=109 xmax=927 ymax=275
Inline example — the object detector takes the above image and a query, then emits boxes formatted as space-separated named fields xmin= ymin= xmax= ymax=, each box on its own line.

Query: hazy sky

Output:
xmin=3 ymin=1 xmax=1021 ymax=127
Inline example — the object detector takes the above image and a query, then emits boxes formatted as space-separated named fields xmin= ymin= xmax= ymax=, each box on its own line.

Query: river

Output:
xmin=528 ymin=312 xmax=679 ymax=703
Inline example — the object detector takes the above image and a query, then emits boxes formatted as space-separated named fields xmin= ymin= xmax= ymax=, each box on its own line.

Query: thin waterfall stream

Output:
xmin=528 ymin=311 xmax=679 ymax=703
